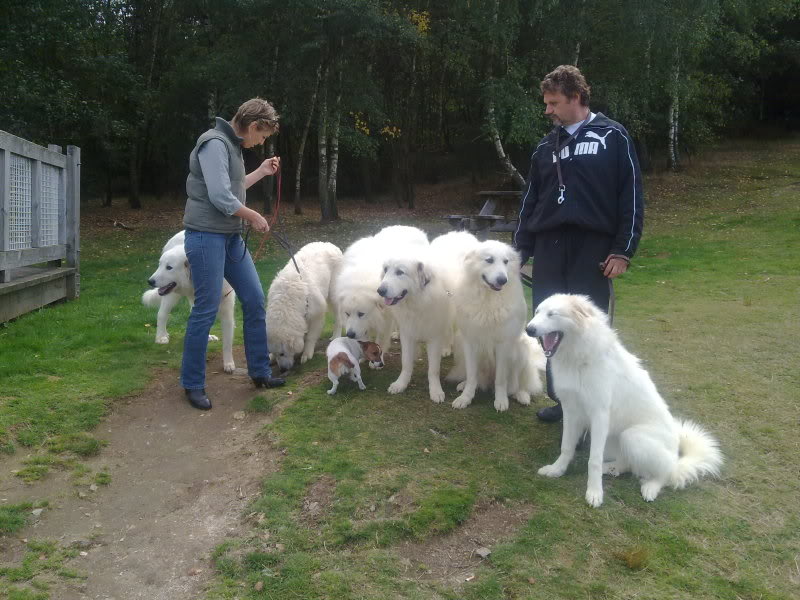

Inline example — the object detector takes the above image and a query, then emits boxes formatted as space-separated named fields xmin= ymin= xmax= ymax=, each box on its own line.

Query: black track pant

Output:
xmin=531 ymin=227 xmax=615 ymax=404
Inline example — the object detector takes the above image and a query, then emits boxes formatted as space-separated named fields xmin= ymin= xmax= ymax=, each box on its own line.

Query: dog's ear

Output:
xmin=416 ymin=261 xmax=431 ymax=288
xmin=569 ymin=295 xmax=599 ymax=329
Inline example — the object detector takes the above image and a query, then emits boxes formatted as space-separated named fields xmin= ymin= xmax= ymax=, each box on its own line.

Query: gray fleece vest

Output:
xmin=184 ymin=117 xmax=246 ymax=233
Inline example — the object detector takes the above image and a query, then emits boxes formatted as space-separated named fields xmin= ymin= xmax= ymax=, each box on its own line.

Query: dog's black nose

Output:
xmin=525 ymin=325 xmax=536 ymax=337
xmin=346 ymin=330 xmax=356 ymax=339
xmin=148 ymin=278 xmax=156 ymax=287
xmin=495 ymin=275 xmax=507 ymax=287
xmin=377 ymin=285 xmax=387 ymax=297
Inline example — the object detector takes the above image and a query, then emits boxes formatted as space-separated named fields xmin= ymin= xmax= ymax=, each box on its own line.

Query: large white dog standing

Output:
xmin=448 ymin=239 xmax=545 ymax=411
xmin=334 ymin=226 xmax=428 ymax=365
xmin=376 ymin=231 xmax=472 ymax=403
xmin=526 ymin=294 xmax=723 ymax=507
xmin=266 ymin=242 xmax=343 ymax=372
xmin=142 ymin=230 xmax=236 ymax=373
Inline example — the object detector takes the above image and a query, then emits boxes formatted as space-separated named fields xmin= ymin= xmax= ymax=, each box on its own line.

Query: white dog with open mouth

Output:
xmin=266 ymin=241 xmax=343 ymax=373
xmin=448 ymin=239 xmax=545 ymax=411
xmin=376 ymin=231 xmax=470 ymax=403
xmin=526 ymin=294 xmax=723 ymax=507
xmin=142 ymin=230 xmax=235 ymax=373
xmin=333 ymin=225 xmax=428 ymax=366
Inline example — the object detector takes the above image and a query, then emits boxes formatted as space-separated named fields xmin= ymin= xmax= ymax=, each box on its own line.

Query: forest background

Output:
xmin=1 ymin=0 xmax=798 ymax=220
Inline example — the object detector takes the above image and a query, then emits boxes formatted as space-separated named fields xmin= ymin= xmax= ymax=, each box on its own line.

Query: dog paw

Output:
xmin=640 ymin=481 xmax=662 ymax=502
xmin=327 ymin=389 xmax=336 ymax=396
xmin=538 ymin=464 xmax=565 ymax=478
xmin=441 ymin=346 xmax=452 ymax=358
xmin=155 ymin=335 xmax=170 ymax=344
xmin=300 ymin=351 xmax=314 ymax=364
xmin=223 ymin=361 xmax=236 ymax=374
xmin=388 ymin=380 xmax=407 ymax=395
xmin=369 ymin=361 xmax=384 ymax=370
xmin=455 ymin=381 xmax=466 ymax=392
xmin=430 ymin=388 xmax=446 ymax=404
xmin=515 ymin=391 xmax=531 ymax=405
xmin=602 ymin=462 xmax=622 ymax=476
xmin=585 ymin=488 xmax=604 ymax=508
xmin=358 ymin=383 xmax=366 ymax=391
xmin=208 ymin=334 xmax=219 ymax=342
xmin=494 ymin=396 xmax=509 ymax=412
xmin=452 ymin=395 xmax=472 ymax=409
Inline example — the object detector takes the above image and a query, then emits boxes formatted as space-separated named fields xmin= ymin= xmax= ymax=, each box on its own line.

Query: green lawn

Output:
xmin=1 ymin=136 xmax=799 ymax=599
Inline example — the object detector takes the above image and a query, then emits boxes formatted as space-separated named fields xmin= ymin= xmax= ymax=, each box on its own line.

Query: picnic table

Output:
xmin=445 ymin=190 xmax=532 ymax=287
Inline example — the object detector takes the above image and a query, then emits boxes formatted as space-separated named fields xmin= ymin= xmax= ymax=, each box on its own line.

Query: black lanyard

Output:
xmin=554 ymin=114 xmax=592 ymax=204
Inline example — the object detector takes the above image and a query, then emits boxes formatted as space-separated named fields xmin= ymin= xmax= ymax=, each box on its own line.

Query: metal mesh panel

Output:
xmin=9 ymin=153 xmax=32 ymax=250
xmin=39 ymin=163 xmax=60 ymax=246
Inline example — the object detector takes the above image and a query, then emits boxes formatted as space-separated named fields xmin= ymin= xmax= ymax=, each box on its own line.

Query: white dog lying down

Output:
xmin=526 ymin=294 xmax=723 ymax=507
xmin=326 ymin=337 xmax=383 ymax=395
xmin=266 ymin=241 xmax=343 ymax=373
xmin=376 ymin=230 xmax=472 ymax=403
xmin=447 ymin=239 xmax=545 ymax=411
xmin=334 ymin=225 xmax=429 ymax=365
xmin=142 ymin=230 xmax=235 ymax=373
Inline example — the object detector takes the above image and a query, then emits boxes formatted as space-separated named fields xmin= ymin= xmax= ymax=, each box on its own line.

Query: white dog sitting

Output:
xmin=142 ymin=231 xmax=235 ymax=373
xmin=448 ymin=239 xmax=544 ymax=411
xmin=526 ymin=294 xmax=723 ymax=507
xmin=266 ymin=241 xmax=343 ymax=373
xmin=326 ymin=337 xmax=383 ymax=395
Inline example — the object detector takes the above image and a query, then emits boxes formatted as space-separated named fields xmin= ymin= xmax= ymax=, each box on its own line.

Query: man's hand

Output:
xmin=601 ymin=254 xmax=629 ymax=279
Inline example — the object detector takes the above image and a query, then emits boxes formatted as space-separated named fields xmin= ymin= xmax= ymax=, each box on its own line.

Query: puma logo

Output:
xmin=585 ymin=130 xmax=611 ymax=150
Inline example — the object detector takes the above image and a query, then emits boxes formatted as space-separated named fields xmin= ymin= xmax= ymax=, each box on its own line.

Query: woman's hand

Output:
xmin=259 ymin=156 xmax=281 ymax=177
xmin=249 ymin=211 xmax=270 ymax=233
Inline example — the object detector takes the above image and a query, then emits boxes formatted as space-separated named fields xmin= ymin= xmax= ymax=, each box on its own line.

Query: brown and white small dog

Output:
xmin=326 ymin=337 xmax=383 ymax=395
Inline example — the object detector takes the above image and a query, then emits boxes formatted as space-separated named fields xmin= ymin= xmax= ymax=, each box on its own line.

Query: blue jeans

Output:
xmin=180 ymin=229 xmax=272 ymax=389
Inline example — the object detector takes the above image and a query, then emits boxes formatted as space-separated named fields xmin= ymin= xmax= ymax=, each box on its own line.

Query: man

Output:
xmin=514 ymin=65 xmax=644 ymax=423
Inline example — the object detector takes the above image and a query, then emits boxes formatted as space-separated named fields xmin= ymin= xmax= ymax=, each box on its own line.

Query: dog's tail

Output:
xmin=142 ymin=289 xmax=161 ymax=308
xmin=670 ymin=419 xmax=723 ymax=489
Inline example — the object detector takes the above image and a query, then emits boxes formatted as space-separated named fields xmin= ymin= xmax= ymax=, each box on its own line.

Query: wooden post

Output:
xmin=0 ymin=148 xmax=9 ymax=283
xmin=47 ymin=144 xmax=63 ymax=267
xmin=65 ymin=145 xmax=80 ymax=299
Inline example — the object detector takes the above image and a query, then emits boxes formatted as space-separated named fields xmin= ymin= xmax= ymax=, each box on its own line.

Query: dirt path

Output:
xmin=0 ymin=348 xmax=284 ymax=599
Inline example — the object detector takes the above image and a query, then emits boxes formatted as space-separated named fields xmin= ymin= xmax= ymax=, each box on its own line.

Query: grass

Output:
xmin=1 ymin=136 xmax=799 ymax=599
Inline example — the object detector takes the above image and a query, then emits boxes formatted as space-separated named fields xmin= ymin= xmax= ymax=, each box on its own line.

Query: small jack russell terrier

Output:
xmin=326 ymin=337 xmax=383 ymax=395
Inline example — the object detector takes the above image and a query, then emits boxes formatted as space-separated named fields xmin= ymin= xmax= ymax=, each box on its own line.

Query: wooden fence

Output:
xmin=0 ymin=130 xmax=80 ymax=322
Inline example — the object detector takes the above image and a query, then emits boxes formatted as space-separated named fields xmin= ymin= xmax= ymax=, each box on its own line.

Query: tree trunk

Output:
xmin=486 ymin=101 xmax=525 ymax=188
xmin=294 ymin=62 xmax=323 ymax=215
xmin=128 ymin=143 xmax=141 ymax=209
xmin=326 ymin=61 xmax=342 ymax=221
xmin=317 ymin=62 xmax=331 ymax=221
xmin=361 ymin=157 xmax=373 ymax=204
xmin=667 ymin=47 xmax=680 ymax=171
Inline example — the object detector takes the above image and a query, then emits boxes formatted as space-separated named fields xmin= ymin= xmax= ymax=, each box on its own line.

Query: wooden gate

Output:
xmin=0 ymin=130 xmax=80 ymax=322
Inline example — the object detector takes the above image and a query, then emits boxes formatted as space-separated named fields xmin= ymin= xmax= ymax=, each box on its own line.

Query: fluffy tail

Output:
xmin=670 ymin=419 xmax=723 ymax=489
xmin=142 ymin=289 xmax=161 ymax=308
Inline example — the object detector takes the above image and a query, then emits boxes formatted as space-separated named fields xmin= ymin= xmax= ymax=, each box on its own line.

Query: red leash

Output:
xmin=251 ymin=166 xmax=281 ymax=261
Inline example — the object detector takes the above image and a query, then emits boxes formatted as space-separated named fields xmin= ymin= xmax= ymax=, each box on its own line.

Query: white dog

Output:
xmin=448 ymin=239 xmax=544 ymax=411
xmin=526 ymin=294 xmax=723 ymax=507
xmin=333 ymin=225 xmax=429 ymax=365
xmin=142 ymin=231 xmax=235 ymax=373
xmin=448 ymin=332 xmax=545 ymax=411
xmin=266 ymin=242 xmax=343 ymax=373
xmin=325 ymin=337 xmax=383 ymax=395
xmin=376 ymin=231 xmax=471 ymax=403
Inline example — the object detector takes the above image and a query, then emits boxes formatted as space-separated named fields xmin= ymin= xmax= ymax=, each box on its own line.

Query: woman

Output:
xmin=181 ymin=98 xmax=285 ymax=410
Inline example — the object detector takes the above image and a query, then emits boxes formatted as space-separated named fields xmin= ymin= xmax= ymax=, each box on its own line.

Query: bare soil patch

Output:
xmin=394 ymin=501 xmax=534 ymax=586
xmin=0 ymin=347 xmax=287 ymax=600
